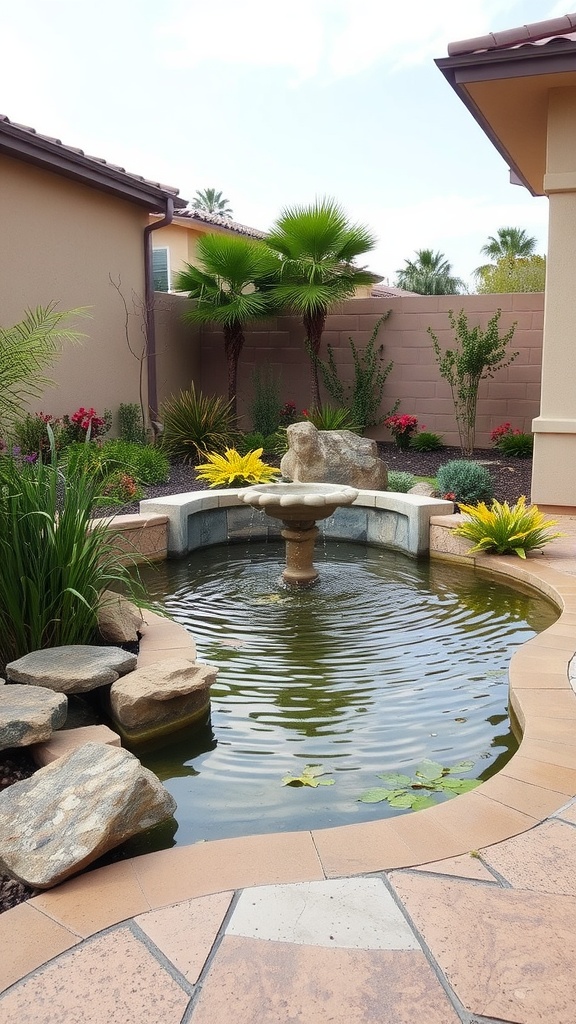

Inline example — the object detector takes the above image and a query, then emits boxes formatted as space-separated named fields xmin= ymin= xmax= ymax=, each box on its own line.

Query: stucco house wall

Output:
xmin=153 ymin=292 xmax=201 ymax=408
xmin=196 ymin=292 xmax=543 ymax=448
xmin=1 ymin=154 xmax=153 ymax=424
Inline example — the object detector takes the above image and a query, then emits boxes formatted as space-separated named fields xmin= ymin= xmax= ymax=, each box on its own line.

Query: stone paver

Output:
xmin=226 ymin=877 xmax=419 ymax=949
xmin=481 ymin=818 xmax=576 ymax=895
xmin=390 ymin=870 xmax=576 ymax=1024
xmin=134 ymin=891 xmax=233 ymax=983
xmin=190 ymin=936 xmax=461 ymax=1024
xmin=0 ymin=926 xmax=190 ymax=1024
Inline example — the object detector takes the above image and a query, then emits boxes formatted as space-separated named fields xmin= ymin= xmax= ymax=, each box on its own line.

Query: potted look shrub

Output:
xmin=384 ymin=414 xmax=418 ymax=450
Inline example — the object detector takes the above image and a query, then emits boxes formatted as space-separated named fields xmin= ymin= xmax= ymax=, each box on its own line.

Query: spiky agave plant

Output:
xmin=195 ymin=448 xmax=280 ymax=488
xmin=454 ymin=496 xmax=561 ymax=558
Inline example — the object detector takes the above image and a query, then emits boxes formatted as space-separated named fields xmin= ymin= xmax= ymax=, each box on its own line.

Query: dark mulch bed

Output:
xmin=0 ymin=443 xmax=532 ymax=913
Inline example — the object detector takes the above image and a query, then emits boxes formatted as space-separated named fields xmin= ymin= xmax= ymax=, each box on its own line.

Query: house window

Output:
xmin=152 ymin=247 xmax=170 ymax=291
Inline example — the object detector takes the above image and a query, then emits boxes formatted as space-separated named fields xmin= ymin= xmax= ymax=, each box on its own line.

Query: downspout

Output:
xmin=144 ymin=196 xmax=174 ymax=419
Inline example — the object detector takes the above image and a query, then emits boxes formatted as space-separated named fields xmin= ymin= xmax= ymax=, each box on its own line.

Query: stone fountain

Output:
xmin=240 ymin=482 xmax=358 ymax=586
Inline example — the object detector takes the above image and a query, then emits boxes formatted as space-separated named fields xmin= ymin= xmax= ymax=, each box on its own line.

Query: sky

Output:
xmin=0 ymin=0 xmax=569 ymax=288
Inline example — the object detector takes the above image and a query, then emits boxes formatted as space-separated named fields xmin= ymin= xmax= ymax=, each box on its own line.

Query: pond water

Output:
xmin=130 ymin=541 xmax=557 ymax=851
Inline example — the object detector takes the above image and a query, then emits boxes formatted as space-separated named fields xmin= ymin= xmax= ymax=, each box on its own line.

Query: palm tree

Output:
xmin=475 ymin=227 xmax=538 ymax=282
xmin=394 ymin=249 xmax=465 ymax=295
xmin=266 ymin=198 xmax=377 ymax=408
xmin=174 ymin=234 xmax=278 ymax=416
xmin=191 ymin=188 xmax=233 ymax=218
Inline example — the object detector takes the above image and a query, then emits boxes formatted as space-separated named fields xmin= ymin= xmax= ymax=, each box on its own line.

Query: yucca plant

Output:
xmin=0 ymin=435 xmax=145 ymax=673
xmin=196 ymin=448 xmax=280 ymax=488
xmin=454 ymin=496 xmax=560 ymax=558
xmin=304 ymin=405 xmax=360 ymax=432
xmin=161 ymin=384 xmax=236 ymax=463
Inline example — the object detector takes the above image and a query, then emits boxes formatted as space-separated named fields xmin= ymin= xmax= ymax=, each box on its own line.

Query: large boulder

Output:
xmin=109 ymin=658 xmax=216 ymax=742
xmin=0 ymin=684 xmax=67 ymax=751
xmin=0 ymin=742 xmax=176 ymax=888
xmin=280 ymin=421 xmax=387 ymax=490
xmin=6 ymin=645 xmax=137 ymax=694
xmin=97 ymin=590 xmax=143 ymax=644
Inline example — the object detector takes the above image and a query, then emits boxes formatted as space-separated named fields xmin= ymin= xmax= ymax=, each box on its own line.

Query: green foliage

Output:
xmin=475 ymin=227 xmax=537 ymax=281
xmin=409 ymin=430 xmax=444 ymax=452
xmin=250 ymin=367 xmax=282 ymax=436
xmin=454 ymin=496 xmax=560 ymax=559
xmin=191 ymin=188 xmax=233 ymax=217
xmin=236 ymin=431 xmax=281 ymax=457
xmin=436 ymin=460 xmax=494 ymax=504
xmin=304 ymin=405 xmax=360 ymax=432
xmin=11 ymin=413 xmax=55 ymax=462
xmin=160 ymin=384 xmax=236 ymax=464
xmin=266 ymin=197 xmax=377 ymax=407
xmin=100 ymin=439 xmax=170 ymax=485
xmin=0 ymin=438 xmax=144 ymax=672
xmin=118 ymin=402 xmax=146 ymax=444
xmin=282 ymin=764 xmax=335 ymax=788
xmin=387 ymin=471 xmax=417 ymax=493
xmin=358 ymin=759 xmax=481 ymax=810
xmin=0 ymin=305 xmax=86 ymax=429
xmin=195 ymin=448 xmax=280 ymax=488
xmin=394 ymin=249 xmax=465 ymax=295
xmin=496 ymin=431 xmax=534 ymax=458
xmin=174 ymin=235 xmax=279 ymax=413
xmin=428 ymin=309 xmax=518 ymax=455
xmin=315 ymin=312 xmax=395 ymax=431
xmin=476 ymin=255 xmax=546 ymax=294
xmin=98 ymin=470 xmax=143 ymax=506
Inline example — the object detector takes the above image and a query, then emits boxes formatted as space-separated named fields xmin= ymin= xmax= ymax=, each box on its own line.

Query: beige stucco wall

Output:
xmin=1 ymin=154 xmax=150 ymax=429
xmin=198 ymin=293 xmax=543 ymax=448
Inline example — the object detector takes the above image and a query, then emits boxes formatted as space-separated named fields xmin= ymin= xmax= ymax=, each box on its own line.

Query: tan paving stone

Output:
xmin=311 ymin=819 xmax=419 ymax=877
xmin=0 ymin=903 xmax=80 ymax=992
xmin=512 ymin=687 xmax=576 ymax=719
xmin=477 ymin=773 xmax=568 ymax=819
xmin=481 ymin=820 xmax=576 ymax=895
xmin=500 ymin=753 xmax=576 ymax=795
xmin=554 ymin=797 xmax=576 ymax=823
xmin=29 ymin=860 xmax=151 ymax=937
xmin=189 ymin=935 xmax=461 ymax=1024
xmin=0 ymin=926 xmax=190 ymax=1023
xmin=390 ymin=871 xmax=576 ymax=1024
xmin=416 ymin=790 xmax=538 ymax=850
xmin=414 ymin=853 xmax=496 ymax=881
xmin=135 ymin=891 xmax=233 ymax=983
xmin=132 ymin=831 xmax=323 ymax=908
xmin=519 ymin=736 xmax=576 ymax=769
xmin=523 ymin=716 xmax=576 ymax=745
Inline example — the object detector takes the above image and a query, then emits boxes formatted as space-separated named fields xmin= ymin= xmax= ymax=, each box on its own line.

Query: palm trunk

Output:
xmin=303 ymin=311 xmax=326 ymax=410
xmin=223 ymin=322 xmax=244 ymax=419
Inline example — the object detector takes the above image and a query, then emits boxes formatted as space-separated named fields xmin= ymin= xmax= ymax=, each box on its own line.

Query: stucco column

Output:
xmin=532 ymin=87 xmax=576 ymax=509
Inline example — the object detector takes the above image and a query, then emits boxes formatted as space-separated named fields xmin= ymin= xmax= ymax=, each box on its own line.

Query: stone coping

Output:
xmin=140 ymin=488 xmax=455 ymax=557
xmin=3 ymin=521 xmax=576 ymax=989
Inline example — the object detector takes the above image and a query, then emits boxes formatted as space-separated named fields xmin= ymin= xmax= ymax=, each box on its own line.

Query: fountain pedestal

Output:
xmin=240 ymin=482 xmax=358 ymax=586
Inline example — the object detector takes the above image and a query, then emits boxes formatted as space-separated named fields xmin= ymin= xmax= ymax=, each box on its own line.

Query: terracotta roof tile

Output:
xmin=447 ymin=14 xmax=576 ymax=57
xmin=174 ymin=208 xmax=266 ymax=238
xmin=0 ymin=114 xmax=185 ymax=207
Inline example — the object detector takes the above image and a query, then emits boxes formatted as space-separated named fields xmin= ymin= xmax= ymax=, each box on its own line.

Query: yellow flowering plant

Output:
xmin=454 ymin=496 xmax=561 ymax=559
xmin=195 ymin=448 xmax=280 ymax=488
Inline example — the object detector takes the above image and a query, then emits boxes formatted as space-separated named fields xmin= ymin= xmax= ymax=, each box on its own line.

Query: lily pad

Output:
xmin=282 ymin=764 xmax=335 ymax=788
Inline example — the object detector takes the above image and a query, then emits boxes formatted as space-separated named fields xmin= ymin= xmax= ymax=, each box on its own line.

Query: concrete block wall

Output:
xmin=162 ymin=292 xmax=544 ymax=450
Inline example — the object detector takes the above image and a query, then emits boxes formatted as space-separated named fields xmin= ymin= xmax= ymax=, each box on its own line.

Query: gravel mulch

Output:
xmin=0 ymin=442 xmax=533 ymax=913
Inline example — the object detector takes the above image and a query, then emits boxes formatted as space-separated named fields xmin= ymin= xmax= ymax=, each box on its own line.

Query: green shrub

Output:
xmin=236 ymin=431 xmax=267 ymax=455
xmin=11 ymin=412 xmax=55 ymax=462
xmin=0 ymin=440 xmax=144 ymax=672
xmin=436 ymin=460 xmax=494 ymax=504
xmin=454 ymin=496 xmax=560 ymax=558
xmin=98 ymin=470 xmax=143 ymax=506
xmin=100 ymin=440 xmax=169 ymax=485
xmin=496 ymin=431 xmax=533 ymax=458
xmin=161 ymin=384 xmax=236 ymax=463
xmin=387 ymin=471 xmax=417 ymax=493
xmin=409 ymin=430 xmax=444 ymax=452
xmin=304 ymin=405 xmax=360 ymax=432
xmin=315 ymin=312 xmax=395 ymax=431
xmin=118 ymin=402 xmax=146 ymax=444
xmin=250 ymin=368 xmax=282 ymax=436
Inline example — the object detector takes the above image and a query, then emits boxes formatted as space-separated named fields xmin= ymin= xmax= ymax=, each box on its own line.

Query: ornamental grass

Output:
xmin=454 ymin=496 xmax=561 ymax=559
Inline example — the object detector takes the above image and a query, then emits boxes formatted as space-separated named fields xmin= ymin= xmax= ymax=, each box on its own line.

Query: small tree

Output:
xmin=428 ymin=309 xmax=518 ymax=455
xmin=476 ymin=255 xmax=546 ymax=294
xmin=315 ymin=312 xmax=397 ymax=432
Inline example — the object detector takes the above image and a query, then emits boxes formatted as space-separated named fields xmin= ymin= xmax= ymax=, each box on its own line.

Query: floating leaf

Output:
xmin=411 ymin=795 xmax=437 ymax=811
xmin=445 ymin=760 xmax=475 ymax=774
xmin=282 ymin=764 xmax=335 ymax=788
xmin=414 ymin=760 xmax=444 ymax=782
xmin=358 ymin=788 xmax=396 ymax=804
xmin=375 ymin=772 xmax=412 ymax=788
xmin=389 ymin=793 xmax=416 ymax=809
xmin=443 ymin=778 xmax=482 ymax=794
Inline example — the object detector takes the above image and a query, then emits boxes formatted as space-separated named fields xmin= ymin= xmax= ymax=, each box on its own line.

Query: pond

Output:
xmin=130 ymin=541 xmax=557 ymax=851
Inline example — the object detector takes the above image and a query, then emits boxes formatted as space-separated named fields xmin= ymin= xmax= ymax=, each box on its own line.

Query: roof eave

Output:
xmin=0 ymin=126 xmax=186 ymax=211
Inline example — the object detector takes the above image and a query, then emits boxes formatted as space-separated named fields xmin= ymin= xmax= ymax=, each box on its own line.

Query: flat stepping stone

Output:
xmin=109 ymin=657 xmax=215 ymax=742
xmin=6 ymin=646 xmax=137 ymax=694
xmin=0 ymin=683 xmax=67 ymax=751
xmin=32 ymin=724 xmax=121 ymax=767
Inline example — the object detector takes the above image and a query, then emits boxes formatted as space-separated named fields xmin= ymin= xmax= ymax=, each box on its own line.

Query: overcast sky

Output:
xmin=1 ymin=0 xmax=567 ymax=288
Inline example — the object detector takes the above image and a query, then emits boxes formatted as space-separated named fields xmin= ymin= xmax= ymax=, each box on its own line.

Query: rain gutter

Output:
xmin=144 ymin=197 xmax=174 ymax=419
